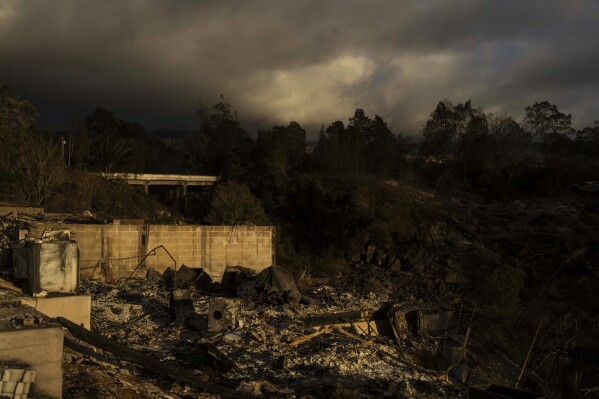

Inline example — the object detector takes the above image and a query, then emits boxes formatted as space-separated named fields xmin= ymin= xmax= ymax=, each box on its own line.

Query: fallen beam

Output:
xmin=0 ymin=277 xmax=21 ymax=293
xmin=55 ymin=317 xmax=249 ymax=398
xmin=299 ymin=306 xmax=389 ymax=326
xmin=289 ymin=327 xmax=331 ymax=347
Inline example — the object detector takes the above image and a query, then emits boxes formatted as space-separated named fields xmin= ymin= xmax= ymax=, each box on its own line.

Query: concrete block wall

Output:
xmin=29 ymin=224 xmax=143 ymax=279
xmin=104 ymin=224 xmax=144 ymax=278
xmin=29 ymin=224 xmax=274 ymax=281
xmin=146 ymin=225 xmax=273 ymax=281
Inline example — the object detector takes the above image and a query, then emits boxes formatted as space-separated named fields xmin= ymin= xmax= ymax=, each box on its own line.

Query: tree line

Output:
xmin=2 ymin=86 xmax=598 ymax=270
xmin=1 ymin=86 xmax=597 ymax=211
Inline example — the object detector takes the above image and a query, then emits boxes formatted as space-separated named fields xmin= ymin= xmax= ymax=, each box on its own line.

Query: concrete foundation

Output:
xmin=22 ymin=295 xmax=91 ymax=329
xmin=0 ymin=327 xmax=63 ymax=398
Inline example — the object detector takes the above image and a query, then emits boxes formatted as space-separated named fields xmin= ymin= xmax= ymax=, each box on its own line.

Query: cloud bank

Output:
xmin=1 ymin=0 xmax=598 ymax=135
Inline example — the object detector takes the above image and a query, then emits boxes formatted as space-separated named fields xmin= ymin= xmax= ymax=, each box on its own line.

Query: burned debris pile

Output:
xmin=52 ymin=263 xmax=514 ymax=399
xmin=1 ymin=193 xmax=598 ymax=398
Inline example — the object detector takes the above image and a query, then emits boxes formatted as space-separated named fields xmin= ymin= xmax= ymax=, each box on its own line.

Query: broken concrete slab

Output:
xmin=169 ymin=289 xmax=195 ymax=321
xmin=0 ymin=303 xmax=64 ymax=399
xmin=195 ymin=269 xmax=213 ymax=290
xmin=174 ymin=264 xmax=198 ymax=289
xmin=0 ymin=328 xmax=63 ymax=398
xmin=22 ymin=294 xmax=91 ymax=329
xmin=221 ymin=266 xmax=256 ymax=291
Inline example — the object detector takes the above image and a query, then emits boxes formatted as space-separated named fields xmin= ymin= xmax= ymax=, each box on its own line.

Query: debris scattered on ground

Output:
xmin=1 ymin=191 xmax=598 ymax=398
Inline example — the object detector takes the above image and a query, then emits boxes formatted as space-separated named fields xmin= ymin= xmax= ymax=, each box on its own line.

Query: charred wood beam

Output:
xmin=299 ymin=305 xmax=390 ymax=327
xmin=55 ymin=317 xmax=250 ymax=398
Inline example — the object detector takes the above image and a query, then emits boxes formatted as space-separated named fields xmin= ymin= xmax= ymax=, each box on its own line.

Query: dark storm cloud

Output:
xmin=1 ymin=0 xmax=598 ymax=135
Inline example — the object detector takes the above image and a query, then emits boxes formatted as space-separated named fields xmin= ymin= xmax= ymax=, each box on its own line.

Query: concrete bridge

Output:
xmin=101 ymin=173 xmax=220 ymax=212
xmin=101 ymin=173 xmax=220 ymax=192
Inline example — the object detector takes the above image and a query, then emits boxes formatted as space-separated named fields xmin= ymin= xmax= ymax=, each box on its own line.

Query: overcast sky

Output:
xmin=1 ymin=0 xmax=598 ymax=136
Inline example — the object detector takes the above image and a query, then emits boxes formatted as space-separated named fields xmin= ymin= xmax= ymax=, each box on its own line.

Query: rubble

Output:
xmin=56 ymin=317 xmax=242 ymax=398
xmin=169 ymin=289 xmax=195 ymax=321
xmin=1 ymin=194 xmax=596 ymax=397
xmin=1 ymin=250 xmax=551 ymax=398
xmin=172 ymin=264 xmax=198 ymax=289
xmin=60 ymin=273 xmax=494 ymax=398
xmin=257 ymin=265 xmax=302 ymax=305
xmin=0 ymin=367 xmax=37 ymax=399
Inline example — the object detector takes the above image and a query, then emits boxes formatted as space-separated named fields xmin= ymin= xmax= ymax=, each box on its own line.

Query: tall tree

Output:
xmin=314 ymin=120 xmax=350 ymax=176
xmin=80 ymin=107 xmax=148 ymax=172
xmin=522 ymin=101 xmax=573 ymax=163
xmin=193 ymin=96 xmax=254 ymax=179
xmin=315 ymin=109 xmax=399 ymax=177
xmin=576 ymin=121 xmax=599 ymax=160
xmin=486 ymin=114 xmax=534 ymax=198
xmin=418 ymin=100 xmax=457 ymax=162
xmin=0 ymin=87 xmax=60 ymax=205
xmin=418 ymin=99 xmax=488 ymax=181
xmin=487 ymin=114 xmax=529 ymax=172
xmin=367 ymin=115 xmax=398 ymax=175
xmin=253 ymin=122 xmax=306 ymax=212
xmin=256 ymin=122 xmax=305 ymax=181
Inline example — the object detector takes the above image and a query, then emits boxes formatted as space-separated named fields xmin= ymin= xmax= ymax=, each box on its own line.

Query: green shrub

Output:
xmin=46 ymin=170 xmax=169 ymax=219
xmin=205 ymin=182 xmax=269 ymax=225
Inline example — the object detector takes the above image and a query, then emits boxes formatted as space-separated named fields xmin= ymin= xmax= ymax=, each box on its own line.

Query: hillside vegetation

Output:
xmin=2 ymin=88 xmax=599 ymax=393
